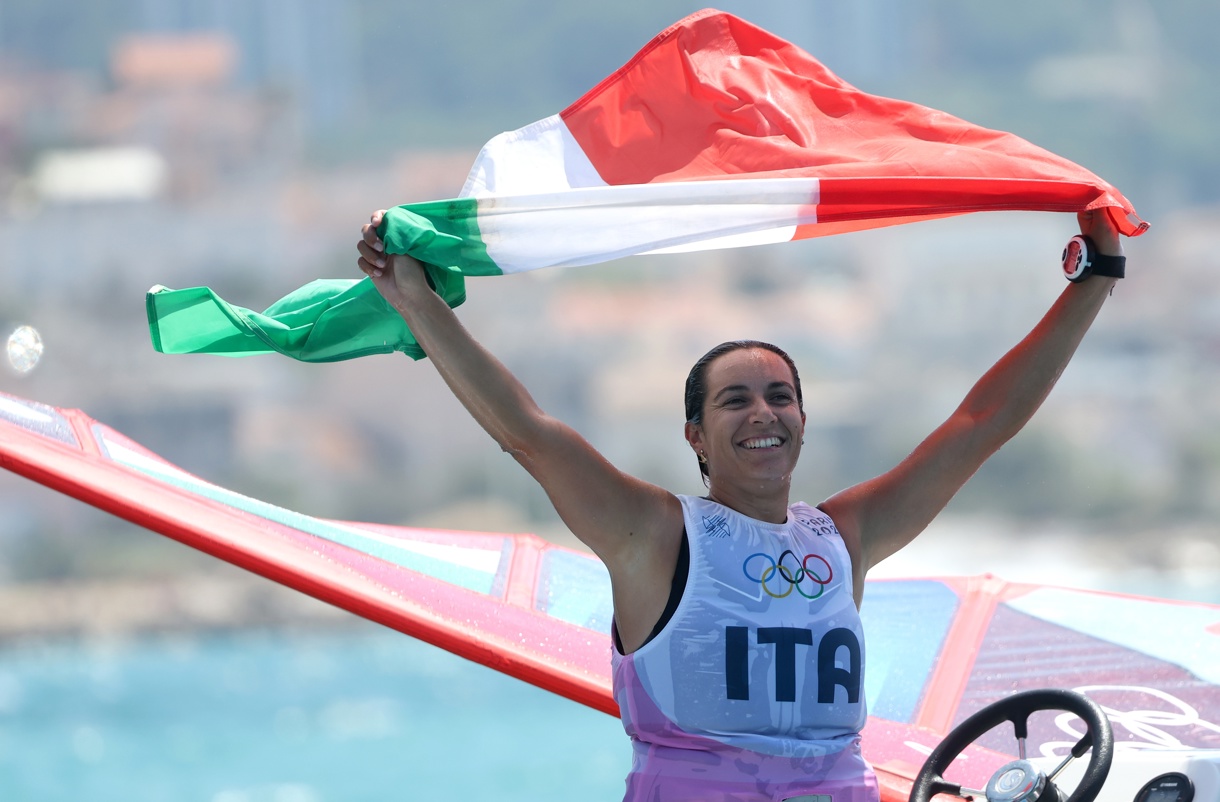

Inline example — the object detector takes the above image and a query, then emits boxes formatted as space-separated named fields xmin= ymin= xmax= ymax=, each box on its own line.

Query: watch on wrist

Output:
xmin=1062 ymin=234 xmax=1125 ymax=282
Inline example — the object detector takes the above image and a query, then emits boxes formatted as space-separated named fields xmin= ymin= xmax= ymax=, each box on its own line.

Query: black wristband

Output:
xmin=1062 ymin=235 xmax=1125 ymax=282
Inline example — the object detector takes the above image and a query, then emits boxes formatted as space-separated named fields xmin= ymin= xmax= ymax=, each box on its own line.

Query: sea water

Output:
xmin=4 ymin=576 xmax=1216 ymax=802
xmin=0 ymin=623 xmax=628 ymax=802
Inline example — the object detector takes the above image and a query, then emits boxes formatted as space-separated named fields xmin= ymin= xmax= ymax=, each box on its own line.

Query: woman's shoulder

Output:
xmin=793 ymin=501 xmax=847 ymax=539
xmin=790 ymin=500 xmax=829 ymax=520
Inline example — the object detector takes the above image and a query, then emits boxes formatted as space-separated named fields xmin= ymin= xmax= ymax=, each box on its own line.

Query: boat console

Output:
xmin=906 ymin=688 xmax=1220 ymax=802
xmin=1037 ymin=748 xmax=1218 ymax=802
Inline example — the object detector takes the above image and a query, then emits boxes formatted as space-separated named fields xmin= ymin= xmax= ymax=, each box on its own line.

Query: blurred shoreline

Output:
xmin=0 ymin=572 xmax=357 ymax=642
xmin=1 ymin=519 xmax=1216 ymax=644
xmin=873 ymin=517 xmax=1220 ymax=606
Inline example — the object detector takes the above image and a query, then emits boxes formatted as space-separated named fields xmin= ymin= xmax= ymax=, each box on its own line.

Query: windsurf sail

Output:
xmin=145 ymin=7 xmax=1147 ymax=364
xmin=0 ymin=390 xmax=616 ymax=714
xmin=3 ymin=391 xmax=1218 ymax=802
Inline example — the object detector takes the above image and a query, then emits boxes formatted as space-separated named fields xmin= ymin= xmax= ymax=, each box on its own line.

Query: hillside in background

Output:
xmin=0 ymin=0 xmax=1216 ymax=215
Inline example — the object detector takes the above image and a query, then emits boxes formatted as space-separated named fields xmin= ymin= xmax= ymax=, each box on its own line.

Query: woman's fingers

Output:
xmin=357 ymin=209 xmax=392 ymax=275
xmin=361 ymin=222 xmax=384 ymax=251
xmin=1077 ymin=209 xmax=1122 ymax=256
xmin=357 ymin=239 xmax=386 ymax=276
xmin=360 ymin=211 xmax=388 ymax=258
xmin=357 ymin=210 xmax=396 ymax=278
xmin=364 ymin=210 xmax=387 ymax=248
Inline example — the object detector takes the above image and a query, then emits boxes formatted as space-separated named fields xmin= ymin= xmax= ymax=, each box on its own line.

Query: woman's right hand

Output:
xmin=357 ymin=209 xmax=430 ymax=310
xmin=357 ymin=210 xmax=389 ymax=277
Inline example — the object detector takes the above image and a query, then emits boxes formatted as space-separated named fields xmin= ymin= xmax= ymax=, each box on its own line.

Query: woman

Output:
xmin=357 ymin=210 xmax=1125 ymax=801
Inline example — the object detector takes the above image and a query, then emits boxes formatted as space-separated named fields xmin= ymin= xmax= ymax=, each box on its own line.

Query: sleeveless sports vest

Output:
xmin=612 ymin=495 xmax=879 ymax=802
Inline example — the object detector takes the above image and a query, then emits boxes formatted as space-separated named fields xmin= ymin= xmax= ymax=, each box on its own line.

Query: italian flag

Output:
xmin=148 ymin=8 xmax=1147 ymax=362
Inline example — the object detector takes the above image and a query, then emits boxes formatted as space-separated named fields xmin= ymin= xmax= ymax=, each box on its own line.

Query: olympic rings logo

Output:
xmin=742 ymin=550 xmax=833 ymax=599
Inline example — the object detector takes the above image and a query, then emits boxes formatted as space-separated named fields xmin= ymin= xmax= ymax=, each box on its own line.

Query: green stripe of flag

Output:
xmin=146 ymin=204 xmax=478 ymax=362
xmin=382 ymin=198 xmax=501 ymax=277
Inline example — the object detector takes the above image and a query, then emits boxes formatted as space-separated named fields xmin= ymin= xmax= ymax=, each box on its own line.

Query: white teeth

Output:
xmin=744 ymin=436 xmax=781 ymax=449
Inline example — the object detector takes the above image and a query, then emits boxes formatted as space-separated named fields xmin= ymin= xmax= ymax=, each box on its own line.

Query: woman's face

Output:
xmin=686 ymin=348 xmax=805 ymax=485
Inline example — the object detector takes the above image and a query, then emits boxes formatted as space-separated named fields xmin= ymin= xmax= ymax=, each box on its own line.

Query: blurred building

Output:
xmin=12 ymin=31 xmax=298 ymax=202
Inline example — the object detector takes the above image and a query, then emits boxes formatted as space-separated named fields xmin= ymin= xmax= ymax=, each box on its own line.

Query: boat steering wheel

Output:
xmin=909 ymin=688 xmax=1114 ymax=802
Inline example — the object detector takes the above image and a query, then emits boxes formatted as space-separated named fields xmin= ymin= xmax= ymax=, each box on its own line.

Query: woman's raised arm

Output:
xmin=357 ymin=212 xmax=685 ymax=649
xmin=821 ymin=210 xmax=1125 ymax=601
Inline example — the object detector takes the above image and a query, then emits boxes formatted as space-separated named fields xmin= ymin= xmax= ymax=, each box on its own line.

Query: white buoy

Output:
xmin=6 ymin=325 xmax=44 ymax=374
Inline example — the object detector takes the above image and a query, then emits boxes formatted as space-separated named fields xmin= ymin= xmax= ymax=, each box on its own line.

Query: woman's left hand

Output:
xmin=1078 ymin=208 xmax=1123 ymax=257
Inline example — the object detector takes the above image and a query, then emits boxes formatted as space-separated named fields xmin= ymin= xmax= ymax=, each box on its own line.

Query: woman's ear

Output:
xmin=684 ymin=421 xmax=704 ymax=455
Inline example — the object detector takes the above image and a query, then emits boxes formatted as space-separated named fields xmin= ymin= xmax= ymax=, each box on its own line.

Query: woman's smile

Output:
xmin=741 ymin=435 xmax=784 ymax=449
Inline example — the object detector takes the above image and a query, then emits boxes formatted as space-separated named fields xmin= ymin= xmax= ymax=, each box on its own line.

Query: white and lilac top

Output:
xmin=612 ymin=495 xmax=879 ymax=802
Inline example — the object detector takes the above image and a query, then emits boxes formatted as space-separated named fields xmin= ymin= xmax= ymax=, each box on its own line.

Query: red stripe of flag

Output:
xmin=560 ymin=9 xmax=1147 ymax=237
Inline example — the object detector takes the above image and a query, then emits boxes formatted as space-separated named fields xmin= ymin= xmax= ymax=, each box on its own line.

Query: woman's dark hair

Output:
xmin=683 ymin=340 xmax=804 ymax=482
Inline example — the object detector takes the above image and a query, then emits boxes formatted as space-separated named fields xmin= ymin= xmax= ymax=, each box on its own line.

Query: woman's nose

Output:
xmin=750 ymin=399 xmax=777 ymax=423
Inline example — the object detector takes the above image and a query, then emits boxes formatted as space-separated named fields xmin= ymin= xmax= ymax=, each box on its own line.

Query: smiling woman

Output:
xmin=355 ymin=199 xmax=1128 ymax=801
xmin=682 ymin=341 xmax=807 ymax=522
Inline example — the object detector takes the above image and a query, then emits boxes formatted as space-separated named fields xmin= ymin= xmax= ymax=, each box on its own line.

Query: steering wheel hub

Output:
xmin=987 ymin=760 xmax=1047 ymax=802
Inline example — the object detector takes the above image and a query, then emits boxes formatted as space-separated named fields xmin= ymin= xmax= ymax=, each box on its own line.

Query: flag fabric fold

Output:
xmin=148 ymin=7 xmax=1147 ymax=363
xmin=146 ymin=211 xmax=468 ymax=361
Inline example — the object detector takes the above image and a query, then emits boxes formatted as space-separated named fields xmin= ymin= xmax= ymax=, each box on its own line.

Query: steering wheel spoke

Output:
xmin=1046 ymin=747 xmax=1081 ymax=784
xmin=929 ymin=778 xmax=988 ymax=801
xmin=925 ymin=777 xmax=959 ymax=797
xmin=908 ymin=689 xmax=1114 ymax=802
